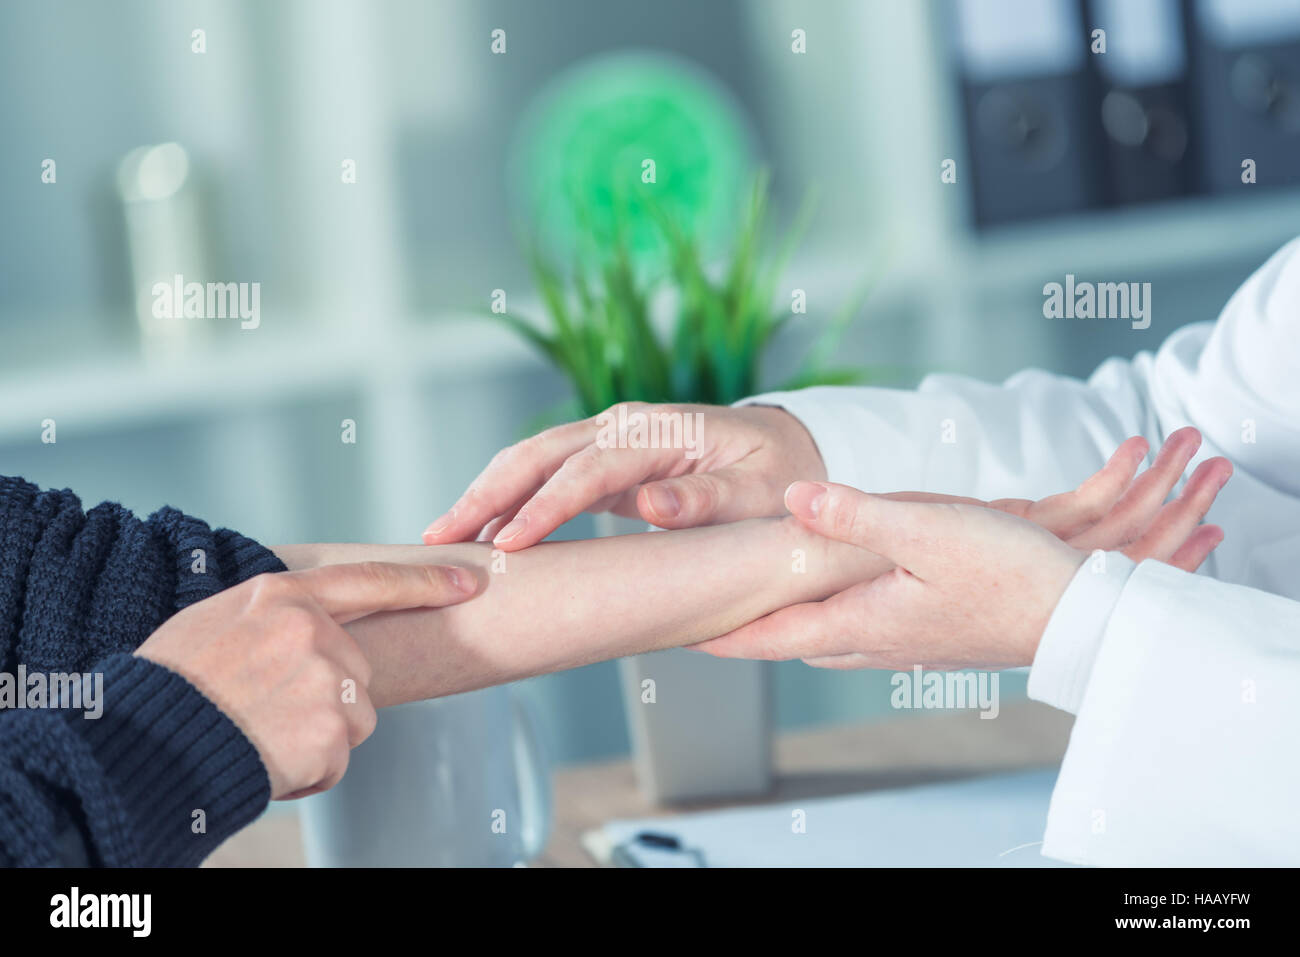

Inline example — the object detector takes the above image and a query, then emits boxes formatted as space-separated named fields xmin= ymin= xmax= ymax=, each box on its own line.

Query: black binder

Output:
xmin=950 ymin=0 xmax=1104 ymax=227
xmin=1186 ymin=0 xmax=1300 ymax=193
xmin=1084 ymin=0 xmax=1194 ymax=207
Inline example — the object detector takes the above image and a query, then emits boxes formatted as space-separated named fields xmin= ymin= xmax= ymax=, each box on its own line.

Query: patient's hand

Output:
xmin=692 ymin=428 xmax=1231 ymax=670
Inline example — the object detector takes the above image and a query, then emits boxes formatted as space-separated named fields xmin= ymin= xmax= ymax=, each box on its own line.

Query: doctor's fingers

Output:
xmin=787 ymin=481 xmax=971 ymax=578
xmin=1012 ymin=435 xmax=1150 ymax=539
xmin=488 ymin=440 xmax=707 ymax=548
xmin=633 ymin=465 xmax=798 ymax=529
xmin=476 ymin=480 xmax=643 ymax=541
xmin=423 ymin=416 xmax=599 ymax=544
xmin=479 ymin=483 xmax=645 ymax=541
xmin=1063 ymin=427 xmax=1203 ymax=550
xmin=801 ymin=652 xmax=875 ymax=670
xmin=689 ymin=574 xmax=921 ymax=663
xmin=687 ymin=600 xmax=851 ymax=661
xmin=1116 ymin=457 xmax=1233 ymax=568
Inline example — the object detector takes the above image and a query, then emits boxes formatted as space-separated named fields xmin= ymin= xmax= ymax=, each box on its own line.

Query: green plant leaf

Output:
xmin=498 ymin=171 xmax=875 ymax=414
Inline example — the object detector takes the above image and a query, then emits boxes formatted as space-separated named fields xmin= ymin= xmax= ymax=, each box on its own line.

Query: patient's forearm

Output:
xmin=273 ymin=518 xmax=887 ymax=706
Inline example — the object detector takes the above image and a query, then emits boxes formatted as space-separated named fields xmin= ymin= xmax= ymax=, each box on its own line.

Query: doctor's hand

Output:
xmin=693 ymin=430 xmax=1232 ymax=670
xmin=423 ymin=403 xmax=824 ymax=549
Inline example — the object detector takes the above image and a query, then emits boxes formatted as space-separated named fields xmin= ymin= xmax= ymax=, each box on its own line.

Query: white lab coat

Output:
xmin=743 ymin=235 xmax=1300 ymax=866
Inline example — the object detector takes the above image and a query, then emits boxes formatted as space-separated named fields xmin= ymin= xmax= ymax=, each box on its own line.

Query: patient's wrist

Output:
xmin=767 ymin=515 xmax=892 ymax=602
xmin=269 ymin=544 xmax=320 ymax=572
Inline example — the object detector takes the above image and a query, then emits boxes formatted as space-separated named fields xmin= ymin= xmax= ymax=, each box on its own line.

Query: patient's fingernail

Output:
xmin=645 ymin=485 xmax=681 ymax=520
xmin=494 ymin=515 xmax=528 ymax=544
xmin=785 ymin=481 xmax=827 ymax=518
xmin=448 ymin=568 xmax=477 ymax=594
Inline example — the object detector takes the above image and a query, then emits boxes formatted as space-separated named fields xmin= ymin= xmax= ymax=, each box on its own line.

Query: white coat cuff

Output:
xmin=735 ymin=390 xmax=866 ymax=489
xmin=1027 ymin=552 xmax=1137 ymax=714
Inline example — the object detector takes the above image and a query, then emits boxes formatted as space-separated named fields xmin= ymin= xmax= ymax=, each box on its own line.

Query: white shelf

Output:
xmin=4 ymin=182 xmax=1296 ymax=447
xmin=0 ymin=315 xmax=542 ymax=443
xmin=957 ymin=188 xmax=1300 ymax=287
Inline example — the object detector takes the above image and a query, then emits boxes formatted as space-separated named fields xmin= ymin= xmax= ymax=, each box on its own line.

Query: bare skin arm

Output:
xmin=274 ymin=518 xmax=885 ymax=707
xmin=273 ymin=430 xmax=1227 ymax=708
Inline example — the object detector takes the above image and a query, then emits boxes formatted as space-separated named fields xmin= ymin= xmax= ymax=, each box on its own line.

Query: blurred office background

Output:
xmin=2 ymin=0 xmax=1299 ymax=764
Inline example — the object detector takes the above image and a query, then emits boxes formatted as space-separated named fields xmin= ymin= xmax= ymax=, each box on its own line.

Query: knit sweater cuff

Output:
xmin=168 ymin=521 xmax=289 ymax=611
xmin=70 ymin=653 xmax=270 ymax=867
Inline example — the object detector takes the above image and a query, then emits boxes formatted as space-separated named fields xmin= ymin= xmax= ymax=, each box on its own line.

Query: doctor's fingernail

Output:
xmin=494 ymin=515 xmax=528 ymax=544
xmin=785 ymin=481 xmax=828 ymax=518
xmin=424 ymin=510 xmax=454 ymax=538
xmin=645 ymin=486 xmax=681 ymax=519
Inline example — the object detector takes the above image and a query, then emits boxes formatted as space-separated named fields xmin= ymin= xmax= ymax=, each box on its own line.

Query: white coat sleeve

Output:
xmin=740 ymin=235 xmax=1300 ymax=506
xmin=1028 ymin=555 xmax=1300 ymax=866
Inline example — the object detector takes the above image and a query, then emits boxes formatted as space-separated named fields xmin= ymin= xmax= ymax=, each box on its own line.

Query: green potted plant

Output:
xmin=494 ymin=173 xmax=871 ymax=803
xmin=499 ymin=171 xmax=865 ymax=418
xmin=499 ymin=53 xmax=871 ymax=803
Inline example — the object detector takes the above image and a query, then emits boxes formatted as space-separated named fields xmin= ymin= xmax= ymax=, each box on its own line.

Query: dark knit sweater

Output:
xmin=0 ymin=475 xmax=287 ymax=866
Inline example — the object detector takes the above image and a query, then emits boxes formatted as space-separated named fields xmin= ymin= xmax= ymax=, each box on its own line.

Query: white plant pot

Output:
xmin=597 ymin=513 xmax=773 ymax=804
